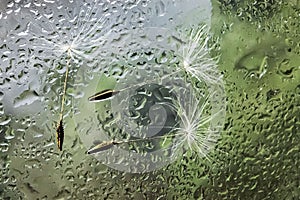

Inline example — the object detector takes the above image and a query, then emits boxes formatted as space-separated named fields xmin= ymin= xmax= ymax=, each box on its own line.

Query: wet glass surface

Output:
xmin=0 ymin=0 xmax=299 ymax=199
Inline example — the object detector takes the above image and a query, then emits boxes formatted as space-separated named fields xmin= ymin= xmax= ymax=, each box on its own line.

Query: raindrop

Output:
xmin=13 ymin=89 xmax=40 ymax=108
xmin=0 ymin=91 xmax=4 ymax=100
xmin=295 ymin=85 xmax=300 ymax=96
xmin=277 ymin=58 xmax=294 ymax=78
xmin=0 ymin=116 xmax=11 ymax=126
xmin=155 ymin=1 xmax=166 ymax=17
xmin=0 ymin=25 xmax=7 ymax=38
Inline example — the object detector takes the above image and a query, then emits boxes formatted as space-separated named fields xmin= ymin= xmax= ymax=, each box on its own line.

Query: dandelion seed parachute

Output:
xmin=64 ymin=0 xmax=224 ymax=174
xmin=74 ymin=24 xmax=226 ymax=173
xmin=19 ymin=0 xmax=114 ymax=150
xmin=178 ymin=25 xmax=223 ymax=85
xmin=27 ymin=2 xmax=111 ymax=65
xmin=162 ymin=89 xmax=224 ymax=162
xmin=166 ymin=25 xmax=226 ymax=160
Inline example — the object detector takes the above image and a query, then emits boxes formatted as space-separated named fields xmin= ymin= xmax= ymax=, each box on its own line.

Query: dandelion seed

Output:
xmin=178 ymin=25 xmax=222 ymax=85
xmin=23 ymin=1 xmax=113 ymax=151
xmin=54 ymin=49 xmax=71 ymax=151
xmin=79 ymin=26 xmax=226 ymax=172
xmin=89 ymin=83 xmax=223 ymax=162
xmin=160 ymin=89 xmax=221 ymax=162
xmin=87 ymin=133 xmax=179 ymax=155
xmin=87 ymin=88 xmax=222 ymax=162
xmin=87 ymin=25 xmax=225 ymax=159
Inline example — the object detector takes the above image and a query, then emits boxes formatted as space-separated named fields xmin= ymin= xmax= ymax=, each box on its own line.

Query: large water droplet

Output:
xmin=13 ymin=90 xmax=40 ymax=108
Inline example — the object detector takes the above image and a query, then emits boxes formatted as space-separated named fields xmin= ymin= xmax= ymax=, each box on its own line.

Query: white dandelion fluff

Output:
xmin=169 ymin=26 xmax=225 ymax=160
xmin=176 ymin=25 xmax=222 ymax=85
xmin=161 ymin=88 xmax=223 ymax=162
xmin=27 ymin=0 xmax=111 ymax=65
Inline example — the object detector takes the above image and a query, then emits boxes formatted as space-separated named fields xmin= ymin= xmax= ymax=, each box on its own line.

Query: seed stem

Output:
xmin=60 ymin=48 xmax=71 ymax=117
xmin=56 ymin=48 xmax=71 ymax=151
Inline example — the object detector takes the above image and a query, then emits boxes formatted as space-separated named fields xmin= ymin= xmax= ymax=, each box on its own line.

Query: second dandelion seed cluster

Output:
xmin=77 ymin=25 xmax=226 ymax=173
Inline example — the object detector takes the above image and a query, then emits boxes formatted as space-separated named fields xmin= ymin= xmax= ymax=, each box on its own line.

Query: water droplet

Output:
xmin=0 ymin=116 xmax=11 ymax=126
xmin=13 ymin=90 xmax=40 ymax=108
xmin=155 ymin=1 xmax=166 ymax=17
xmin=277 ymin=59 xmax=294 ymax=78
xmin=0 ymin=91 xmax=4 ymax=100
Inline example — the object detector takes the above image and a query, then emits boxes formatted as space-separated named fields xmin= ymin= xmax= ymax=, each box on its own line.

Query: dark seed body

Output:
xmin=88 ymin=89 xmax=120 ymax=102
xmin=87 ymin=141 xmax=117 ymax=154
xmin=56 ymin=119 xmax=64 ymax=151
